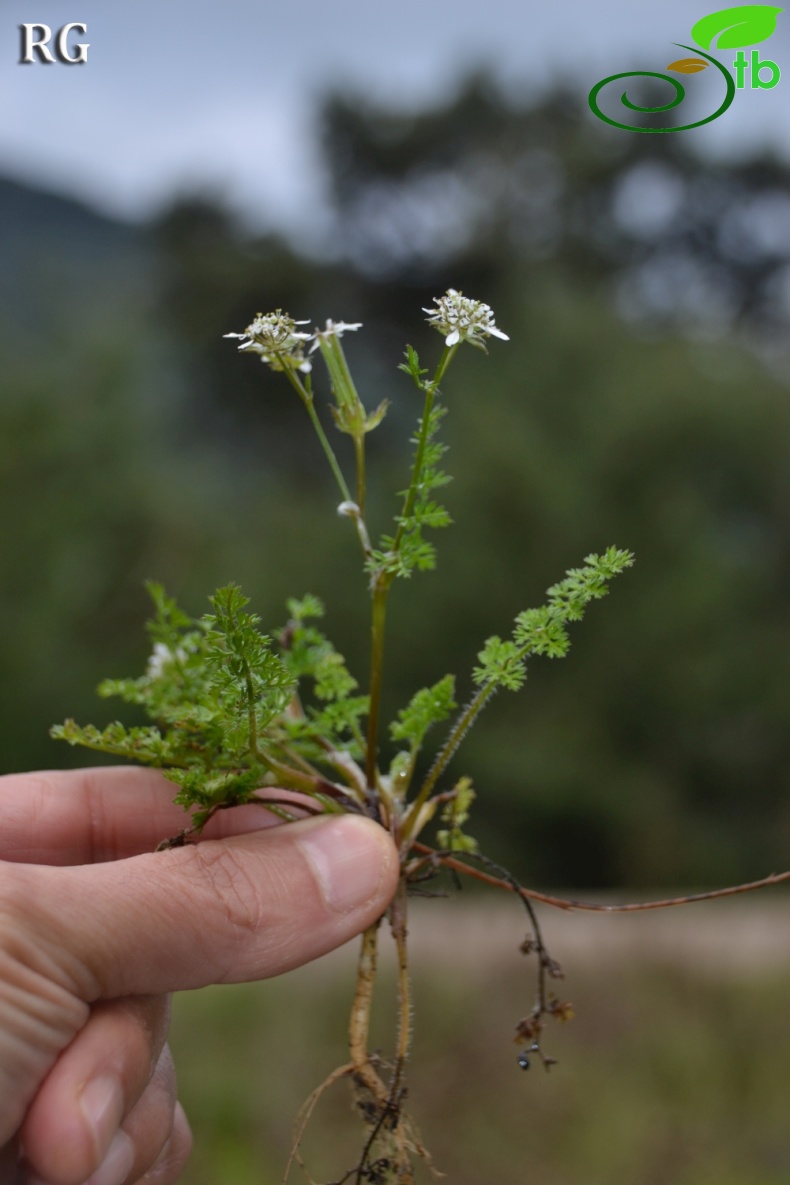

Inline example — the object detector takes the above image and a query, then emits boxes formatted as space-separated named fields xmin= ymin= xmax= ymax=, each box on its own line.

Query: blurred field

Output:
xmin=170 ymin=894 xmax=790 ymax=1185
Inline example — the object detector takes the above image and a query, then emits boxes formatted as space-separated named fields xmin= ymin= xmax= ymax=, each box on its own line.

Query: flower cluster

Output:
xmin=224 ymin=290 xmax=508 ymax=376
xmin=423 ymin=289 xmax=509 ymax=350
xmin=223 ymin=310 xmax=313 ymax=373
xmin=309 ymin=319 xmax=363 ymax=352
xmin=223 ymin=313 xmax=368 ymax=373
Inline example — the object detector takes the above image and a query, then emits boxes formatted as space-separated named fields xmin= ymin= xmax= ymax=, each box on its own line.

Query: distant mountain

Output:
xmin=0 ymin=176 xmax=153 ymax=341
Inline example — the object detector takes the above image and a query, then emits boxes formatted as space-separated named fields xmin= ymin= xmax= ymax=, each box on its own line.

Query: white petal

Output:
xmin=489 ymin=327 xmax=510 ymax=340
xmin=445 ymin=329 xmax=461 ymax=346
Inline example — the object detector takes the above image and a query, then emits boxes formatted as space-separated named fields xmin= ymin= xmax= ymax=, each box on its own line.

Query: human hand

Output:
xmin=0 ymin=767 xmax=399 ymax=1185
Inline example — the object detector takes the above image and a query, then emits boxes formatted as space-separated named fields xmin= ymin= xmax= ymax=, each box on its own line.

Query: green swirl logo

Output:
xmin=588 ymin=5 xmax=783 ymax=133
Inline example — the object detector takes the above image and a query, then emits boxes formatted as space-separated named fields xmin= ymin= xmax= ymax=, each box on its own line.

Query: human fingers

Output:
xmin=20 ymin=996 xmax=170 ymax=1184
xmin=21 ymin=814 xmax=399 ymax=997
xmin=136 ymin=1102 xmax=192 ymax=1185
xmin=0 ymin=768 xmax=304 ymax=866
xmin=26 ymin=1044 xmax=191 ymax=1185
xmin=114 ymin=1049 xmax=192 ymax=1185
xmin=0 ymin=814 xmax=398 ymax=1144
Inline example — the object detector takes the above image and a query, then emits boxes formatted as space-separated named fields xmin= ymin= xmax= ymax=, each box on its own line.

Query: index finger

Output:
xmin=0 ymin=767 xmax=293 ymax=865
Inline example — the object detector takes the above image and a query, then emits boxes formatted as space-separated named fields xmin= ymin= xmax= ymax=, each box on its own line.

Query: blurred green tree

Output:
xmin=3 ymin=78 xmax=790 ymax=888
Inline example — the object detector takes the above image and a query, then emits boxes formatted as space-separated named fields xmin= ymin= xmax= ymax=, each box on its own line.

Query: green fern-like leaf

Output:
xmin=390 ymin=676 xmax=457 ymax=750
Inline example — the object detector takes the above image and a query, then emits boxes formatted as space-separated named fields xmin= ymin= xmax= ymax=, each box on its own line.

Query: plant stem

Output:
xmin=349 ymin=922 xmax=377 ymax=1066
xmin=349 ymin=921 xmax=387 ymax=1104
xmin=244 ymin=664 xmax=259 ymax=757
xmin=285 ymin=369 xmax=352 ymax=503
xmin=363 ymin=345 xmax=458 ymax=799
xmin=401 ymin=682 xmax=495 ymax=842
xmin=287 ymin=369 xmax=376 ymax=561
xmin=392 ymin=345 xmax=455 ymax=553
xmin=353 ymin=432 xmax=366 ymax=517
xmin=404 ymin=623 xmax=549 ymax=841
xmin=389 ymin=878 xmax=412 ymax=1094
xmin=262 ymin=751 xmax=358 ymax=802
xmin=391 ymin=390 xmax=435 ymax=555
xmin=365 ymin=575 xmax=390 ymax=794
xmin=432 ymin=341 xmax=457 ymax=389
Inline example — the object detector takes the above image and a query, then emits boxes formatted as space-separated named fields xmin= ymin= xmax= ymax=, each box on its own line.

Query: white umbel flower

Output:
xmin=309 ymin=319 xmax=363 ymax=352
xmin=224 ymin=310 xmax=313 ymax=373
xmin=423 ymin=289 xmax=509 ymax=350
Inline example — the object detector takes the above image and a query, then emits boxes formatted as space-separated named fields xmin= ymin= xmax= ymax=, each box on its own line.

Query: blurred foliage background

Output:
xmin=169 ymin=897 xmax=790 ymax=1185
xmin=3 ymin=78 xmax=790 ymax=889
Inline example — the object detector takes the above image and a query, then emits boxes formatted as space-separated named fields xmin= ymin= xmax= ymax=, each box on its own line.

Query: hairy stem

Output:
xmin=391 ymin=389 xmax=435 ymax=555
xmin=392 ymin=345 xmax=455 ymax=555
xmin=390 ymin=878 xmax=412 ymax=1094
xmin=401 ymin=683 xmax=495 ymax=842
xmin=349 ymin=921 xmax=388 ymax=1103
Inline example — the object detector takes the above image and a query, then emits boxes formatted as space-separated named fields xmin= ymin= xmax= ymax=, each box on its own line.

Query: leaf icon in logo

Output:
xmin=691 ymin=4 xmax=783 ymax=50
xmin=667 ymin=57 xmax=710 ymax=71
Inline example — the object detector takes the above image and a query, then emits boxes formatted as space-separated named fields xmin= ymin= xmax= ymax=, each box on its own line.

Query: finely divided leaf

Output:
xmin=371 ymin=401 xmax=452 ymax=580
xmin=286 ymin=594 xmax=325 ymax=622
xmin=277 ymin=596 xmax=367 ymax=753
xmin=203 ymin=584 xmax=293 ymax=735
xmin=473 ymin=637 xmax=527 ymax=691
xmin=398 ymin=344 xmax=429 ymax=386
xmin=51 ymin=583 xmax=301 ymax=822
xmin=390 ymin=675 xmax=457 ymax=749
xmin=473 ymin=548 xmax=634 ymax=692
xmin=145 ymin=580 xmax=193 ymax=643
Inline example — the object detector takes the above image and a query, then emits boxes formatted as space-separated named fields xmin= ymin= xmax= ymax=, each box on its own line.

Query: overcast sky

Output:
xmin=2 ymin=0 xmax=789 ymax=237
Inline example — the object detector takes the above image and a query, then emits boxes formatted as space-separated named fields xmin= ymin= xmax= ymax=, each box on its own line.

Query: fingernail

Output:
xmin=296 ymin=816 xmax=390 ymax=913
xmin=79 ymin=1074 xmax=124 ymax=1159
xmin=84 ymin=1131 xmax=135 ymax=1185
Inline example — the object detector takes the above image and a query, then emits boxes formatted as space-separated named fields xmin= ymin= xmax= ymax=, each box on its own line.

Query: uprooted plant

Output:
xmin=53 ymin=290 xmax=641 ymax=1182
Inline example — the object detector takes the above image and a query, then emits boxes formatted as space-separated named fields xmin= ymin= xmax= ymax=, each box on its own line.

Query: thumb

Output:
xmin=24 ymin=814 xmax=400 ymax=999
xmin=0 ymin=815 xmax=398 ymax=1140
